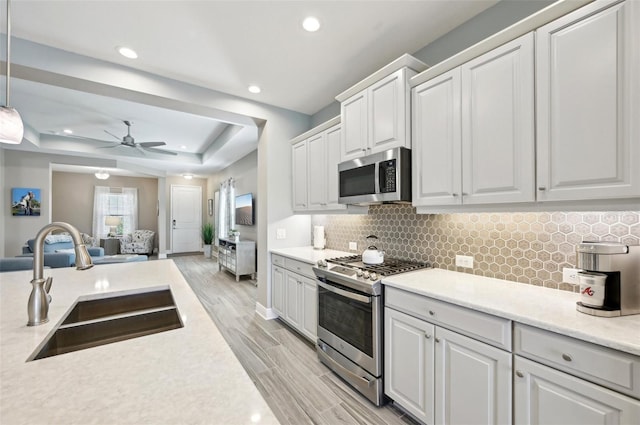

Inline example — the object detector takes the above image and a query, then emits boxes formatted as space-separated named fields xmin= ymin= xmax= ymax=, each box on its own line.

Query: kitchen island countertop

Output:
xmin=383 ymin=268 xmax=640 ymax=356
xmin=0 ymin=260 xmax=278 ymax=425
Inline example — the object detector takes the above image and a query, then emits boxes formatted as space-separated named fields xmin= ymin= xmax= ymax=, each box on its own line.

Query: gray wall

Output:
xmin=52 ymin=171 xmax=159 ymax=246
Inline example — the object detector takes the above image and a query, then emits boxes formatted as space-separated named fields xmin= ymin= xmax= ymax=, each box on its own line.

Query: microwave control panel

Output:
xmin=379 ymin=159 xmax=397 ymax=193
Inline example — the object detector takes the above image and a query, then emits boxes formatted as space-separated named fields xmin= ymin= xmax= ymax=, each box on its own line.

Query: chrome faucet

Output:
xmin=27 ymin=222 xmax=94 ymax=326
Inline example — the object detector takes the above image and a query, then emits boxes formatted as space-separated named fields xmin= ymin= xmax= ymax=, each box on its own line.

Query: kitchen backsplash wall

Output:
xmin=312 ymin=206 xmax=640 ymax=293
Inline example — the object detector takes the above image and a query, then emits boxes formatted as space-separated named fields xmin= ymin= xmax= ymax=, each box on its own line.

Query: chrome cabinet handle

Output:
xmin=452 ymin=193 xmax=458 ymax=197
xmin=515 ymin=370 xmax=524 ymax=378
xmin=462 ymin=192 xmax=468 ymax=196
xmin=429 ymin=310 xmax=435 ymax=316
xmin=435 ymin=337 xmax=441 ymax=343
xmin=562 ymin=353 xmax=573 ymax=362
xmin=538 ymin=186 xmax=546 ymax=191
xmin=425 ymin=334 xmax=432 ymax=339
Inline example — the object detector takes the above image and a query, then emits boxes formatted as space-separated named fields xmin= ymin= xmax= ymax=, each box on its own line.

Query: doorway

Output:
xmin=171 ymin=185 xmax=202 ymax=253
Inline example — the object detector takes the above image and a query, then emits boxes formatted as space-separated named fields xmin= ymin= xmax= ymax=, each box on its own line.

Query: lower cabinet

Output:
xmin=385 ymin=307 xmax=512 ymax=425
xmin=514 ymin=356 xmax=640 ymax=425
xmin=271 ymin=254 xmax=317 ymax=342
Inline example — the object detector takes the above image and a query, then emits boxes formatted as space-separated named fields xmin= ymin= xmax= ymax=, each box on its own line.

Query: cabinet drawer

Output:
xmin=385 ymin=286 xmax=511 ymax=351
xmin=284 ymin=258 xmax=315 ymax=279
xmin=272 ymin=254 xmax=285 ymax=267
xmin=514 ymin=323 xmax=640 ymax=399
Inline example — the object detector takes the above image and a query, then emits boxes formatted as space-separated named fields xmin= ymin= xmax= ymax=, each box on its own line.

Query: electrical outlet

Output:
xmin=276 ymin=228 xmax=286 ymax=240
xmin=455 ymin=255 xmax=474 ymax=269
xmin=563 ymin=267 xmax=581 ymax=284
xmin=349 ymin=242 xmax=358 ymax=251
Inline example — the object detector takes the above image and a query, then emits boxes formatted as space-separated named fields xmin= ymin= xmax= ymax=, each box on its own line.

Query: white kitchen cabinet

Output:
xmin=536 ymin=0 xmax=640 ymax=202
xmin=290 ymin=118 xmax=346 ymax=213
xmin=271 ymin=264 xmax=285 ymax=317
xmin=270 ymin=254 xmax=318 ymax=342
xmin=412 ymin=33 xmax=535 ymax=208
xmin=514 ymin=356 xmax=640 ymax=425
xmin=340 ymin=67 xmax=418 ymax=162
xmin=291 ymin=140 xmax=308 ymax=211
xmin=385 ymin=294 xmax=512 ymax=425
xmin=385 ymin=306 xmax=436 ymax=425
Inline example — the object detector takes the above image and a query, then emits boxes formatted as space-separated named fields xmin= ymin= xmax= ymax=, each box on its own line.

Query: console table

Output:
xmin=218 ymin=238 xmax=256 ymax=282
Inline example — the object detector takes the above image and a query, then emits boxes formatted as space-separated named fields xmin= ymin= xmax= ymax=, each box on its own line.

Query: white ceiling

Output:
xmin=4 ymin=0 xmax=498 ymax=176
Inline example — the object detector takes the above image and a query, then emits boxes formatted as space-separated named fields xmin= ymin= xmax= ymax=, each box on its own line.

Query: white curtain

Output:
xmin=93 ymin=186 xmax=139 ymax=239
xmin=218 ymin=178 xmax=235 ymax=238
xmin=93 ymin=186 xmax=110 ymax=239
xmin=122 ymin=188 xmax=138 ymax=234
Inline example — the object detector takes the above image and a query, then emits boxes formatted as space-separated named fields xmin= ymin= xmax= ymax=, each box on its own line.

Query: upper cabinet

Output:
xmin=337 ymin=55 xmax=428 ymax=162
xmin=536 ymin=0 xmax=640 ymax=202
xmin=412 ymin=33 xmax=535 ymax=208
xmin=291 ymin=117 xmax=346 ymax=213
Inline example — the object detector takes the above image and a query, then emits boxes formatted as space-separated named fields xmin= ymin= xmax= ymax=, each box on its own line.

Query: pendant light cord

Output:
xmin=5 ymin=0 xmax=12 ymax=107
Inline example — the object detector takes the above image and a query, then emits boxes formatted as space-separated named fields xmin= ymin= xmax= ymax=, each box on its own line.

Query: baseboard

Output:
xmin=255 ymin=302 xmax=278 ymax=320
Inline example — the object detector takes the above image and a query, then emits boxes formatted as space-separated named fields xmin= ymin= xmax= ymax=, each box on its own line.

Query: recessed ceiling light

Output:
xmin=180 ymin=145 xmax=187 ymax=150
xmin=117 ymin=46 xmax=138 ymax=59
xmin=302 ymin=16 xmax=320 ymax=32
xmin=63 ymin=129 xmax=73 ymax=134
xmin=248 ymin=85 xmax=261 ymax=94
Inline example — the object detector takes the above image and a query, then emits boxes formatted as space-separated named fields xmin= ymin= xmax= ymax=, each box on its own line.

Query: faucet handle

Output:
xmin=44 ymin=276 xmax=53 ymax=293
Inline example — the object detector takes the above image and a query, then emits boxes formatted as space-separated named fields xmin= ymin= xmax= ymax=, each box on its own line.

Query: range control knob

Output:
xmin=363 ymin=271 xmax=370 ymax=279
xmin=356 ymin=269 xmax=364 ymax=277
xmin=317 ymin=259 xmax=327 ymax=267
xmin=369 ymin=272 xmax=378 ymax=281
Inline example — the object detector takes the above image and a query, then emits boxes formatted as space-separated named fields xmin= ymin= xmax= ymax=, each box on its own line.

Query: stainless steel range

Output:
xmin=313 ymin=255 xmax=430 ymax=405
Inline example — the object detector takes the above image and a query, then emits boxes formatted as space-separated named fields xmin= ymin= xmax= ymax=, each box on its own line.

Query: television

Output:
xmin=235 ymin=193 xmax=254 ymax=226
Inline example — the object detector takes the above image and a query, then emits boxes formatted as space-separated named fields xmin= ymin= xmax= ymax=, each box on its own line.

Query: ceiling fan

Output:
xmin=99 ymin=120 xmax=177 ymax=156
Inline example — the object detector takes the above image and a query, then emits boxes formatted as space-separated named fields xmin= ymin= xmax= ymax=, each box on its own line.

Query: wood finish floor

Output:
xmin=171 ymin=255 xmax=419 ymax=425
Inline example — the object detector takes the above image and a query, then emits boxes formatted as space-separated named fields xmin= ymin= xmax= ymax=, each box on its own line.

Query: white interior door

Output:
xmin=171 ymin=185 xmax=202 ymax=253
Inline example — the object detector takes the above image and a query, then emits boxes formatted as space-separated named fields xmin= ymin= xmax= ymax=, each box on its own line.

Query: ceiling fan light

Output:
xmin=0 ymin=106 xmax=24 ymax=144
xmin=95 ymin=169 xmax=110 ymax=180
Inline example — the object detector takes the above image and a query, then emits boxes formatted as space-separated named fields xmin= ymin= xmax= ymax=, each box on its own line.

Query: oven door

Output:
xmin=317 ymin=279 xmax=381 ymax=377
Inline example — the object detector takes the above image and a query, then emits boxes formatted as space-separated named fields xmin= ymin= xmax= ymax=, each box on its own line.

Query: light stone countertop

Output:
xmin=0 ymin=260 xmax=278 ymax=425
xmin=270 ymin=246 xmax=352 ymax=265
xmin=383 ymin=268 xmax=640 ymax=356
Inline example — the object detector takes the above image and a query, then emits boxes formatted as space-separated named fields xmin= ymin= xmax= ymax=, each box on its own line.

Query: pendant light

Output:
xmin=0 ymin=0 xmax=24 ymax=145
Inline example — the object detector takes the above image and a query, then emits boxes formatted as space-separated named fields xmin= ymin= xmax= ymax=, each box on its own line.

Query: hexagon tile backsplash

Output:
xmin=312 ymin=206 xmax=640 ymax=293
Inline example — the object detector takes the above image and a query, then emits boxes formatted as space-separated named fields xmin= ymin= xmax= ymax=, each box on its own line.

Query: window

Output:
xmin=93 ymin=187 xmax=138 ymax=239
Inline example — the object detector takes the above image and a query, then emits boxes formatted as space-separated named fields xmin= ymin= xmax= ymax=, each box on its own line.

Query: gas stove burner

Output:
xmin=324 ymin=255 xmax=430 ymax=277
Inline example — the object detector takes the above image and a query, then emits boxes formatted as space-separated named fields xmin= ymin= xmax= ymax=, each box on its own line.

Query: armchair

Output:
xmin=120 ymin=230 xmax=155 ymax=256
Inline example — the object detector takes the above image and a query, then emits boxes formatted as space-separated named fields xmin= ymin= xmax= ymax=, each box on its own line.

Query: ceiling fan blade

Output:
xmin=96 ymin=144 xmax=119 ymax=149
xmin=142 ymin=146 xmax=178 ymax=156
xmin=135 ymin=144 xmax=147 ymax=155
xmin=62 ymin=134 xmax=119 ymax=144
xmin=138 ymin=141 xmax=166 ymax=148
xmin=104 ymin=130 xmax=122 ymax=141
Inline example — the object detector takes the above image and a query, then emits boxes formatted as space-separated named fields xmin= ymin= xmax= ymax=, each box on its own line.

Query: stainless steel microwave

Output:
xmin=338 ymin=147 xmax=411 ymax=205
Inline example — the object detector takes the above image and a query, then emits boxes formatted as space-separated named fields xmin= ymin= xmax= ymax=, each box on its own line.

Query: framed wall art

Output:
xmin=11 ymin=187 xmax=41 ymax=216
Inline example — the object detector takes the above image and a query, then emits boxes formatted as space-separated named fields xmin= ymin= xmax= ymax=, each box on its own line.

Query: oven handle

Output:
xmin=317 ymin=343 xmax=375 ymax=388
xmin=317 ymin=280 xmax=372 ymax=304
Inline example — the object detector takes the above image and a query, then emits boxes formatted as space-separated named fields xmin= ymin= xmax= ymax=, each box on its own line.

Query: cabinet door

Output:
xmin=536 ymin=0 xmax=640 ymax=201
xmin=369 ymin=69 xmax=409 ymax=154
xmin=271 ymin=265 xmax=285 ymax=317
xmin=300 ymin=275 xmax=317 ymax=341
xmin=461 ymin=33 xmax=535 ymax=205
xmin=291 ymin=141 xmax=308 ymax=211
xmin=341 ymin=91 xmax=368 ymax=161
xmin=325 ymin=124 xmax=345 ymax=210
xmin=412 ymin=68 xmax=462 ymax=207
xmin=514 ymin=356 xmax=640 ymax=425
xmin=435 ymin=327 xmax=512 ymax=425
xmin=284 ymin=272 xmax=301 ymax=328
xmin=307 ymin=132 xmax=327 ymax=210
xmin=385 ymin=307 xmax=435 ymax=425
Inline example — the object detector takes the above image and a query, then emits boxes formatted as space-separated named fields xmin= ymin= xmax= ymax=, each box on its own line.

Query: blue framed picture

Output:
xmin=11 ymin=187 xmax=41 ymax=216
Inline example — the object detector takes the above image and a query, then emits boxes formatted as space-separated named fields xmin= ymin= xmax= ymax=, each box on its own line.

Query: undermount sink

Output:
xmin=28 ymin=286 xmax=183 ymax=361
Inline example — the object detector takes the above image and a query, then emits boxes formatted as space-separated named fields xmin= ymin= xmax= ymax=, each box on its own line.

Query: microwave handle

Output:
xmin=374 ymin=161 xmax=381 ymax=194
xmin=317 ymin=280 xmax=372 ymax=304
